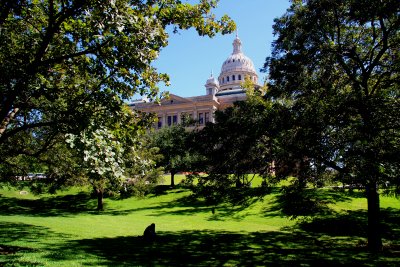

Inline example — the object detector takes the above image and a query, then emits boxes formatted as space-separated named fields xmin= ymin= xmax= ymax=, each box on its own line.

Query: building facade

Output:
xmin=130 ymin=34 xmax=259 ymax=129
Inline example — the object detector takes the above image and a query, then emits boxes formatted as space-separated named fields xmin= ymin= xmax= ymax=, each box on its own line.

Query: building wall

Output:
xmin=131 ymin=92 xmax=247 ymax=129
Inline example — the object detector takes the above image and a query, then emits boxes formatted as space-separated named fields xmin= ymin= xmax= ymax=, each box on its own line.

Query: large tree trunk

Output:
xmin=96 ymin=188 xmax=104 ymax=211
xmin=171 ymin=171 xmax=175 ymax=187
xmin=366 ymin=181 xmax=382 ymax=252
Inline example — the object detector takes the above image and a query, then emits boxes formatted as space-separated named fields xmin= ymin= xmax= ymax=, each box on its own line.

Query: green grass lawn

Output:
xmin=1 ymin=182 xmax=399 ymax=266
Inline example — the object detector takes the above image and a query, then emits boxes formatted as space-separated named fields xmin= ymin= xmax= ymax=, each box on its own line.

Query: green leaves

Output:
xmin=265 ymin=2 xmax=399 ymax=250
xmin=266 ymin=0 xmax=400 ymax=182
xmin=0 ymin=0 xmax=234 ymax=180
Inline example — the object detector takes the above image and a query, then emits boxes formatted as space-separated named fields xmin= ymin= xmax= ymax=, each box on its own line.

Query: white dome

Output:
xmin=221 ymin=53 xmax=256 ymax=74
xmin=204 ymin=72 xmax=219 ymax=95
xmin=205 ymin=74 xmax=219 ymax=87
xmin=218 ymin=35 xmax=258 ymax=91
xmin=220 ymin=37 xmax=256 ymax=74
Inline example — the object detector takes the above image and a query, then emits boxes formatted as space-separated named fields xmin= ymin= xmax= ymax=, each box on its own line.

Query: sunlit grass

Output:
xmin=1 ymin=181 xmax=399 ymax=266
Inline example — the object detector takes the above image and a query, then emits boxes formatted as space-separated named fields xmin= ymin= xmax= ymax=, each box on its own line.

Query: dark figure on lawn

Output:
xmin=143 ymin=223 xmax=156 ymax=242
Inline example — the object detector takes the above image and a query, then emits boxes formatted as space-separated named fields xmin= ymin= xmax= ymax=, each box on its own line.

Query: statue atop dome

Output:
xmin=232 ymin=34 xmax=242 ymax=54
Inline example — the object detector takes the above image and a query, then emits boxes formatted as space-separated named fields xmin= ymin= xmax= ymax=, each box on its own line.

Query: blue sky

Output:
xmin=152 ymin=0 xmax=291 ymax=97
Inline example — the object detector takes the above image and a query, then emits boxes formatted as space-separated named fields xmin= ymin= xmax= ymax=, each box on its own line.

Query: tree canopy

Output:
xmin=264 ymin=0 xmax=400 ymax=251
xmin=187 ymin=82 xmax=275 ymax=205
xmin=0 ymin=0 xmax=234 ymax=178
xmin=149 ymin=123 xmax=199 ymax=187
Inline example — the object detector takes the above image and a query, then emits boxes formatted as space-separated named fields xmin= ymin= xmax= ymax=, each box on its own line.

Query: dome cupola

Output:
xmin=204 ymin=71 xmax=219 ymax=95
xmin=218 ymin=34 xmax=258 ymax=91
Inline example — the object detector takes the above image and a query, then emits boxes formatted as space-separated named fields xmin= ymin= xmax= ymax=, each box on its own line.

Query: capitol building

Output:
xmin=131 ymin=34 xmax=260 ymax=128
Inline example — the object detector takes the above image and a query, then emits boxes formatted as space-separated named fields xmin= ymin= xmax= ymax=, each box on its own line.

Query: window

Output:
xmin=167 ymin=116 xmax=172 ymax=126
xmin=238 ymin=74 xmax=242 ymax=80
xmin=173 ymin=115 xmax=177 ymax=125
xmin=180 ymin=113 xmax=186 ymax=124
xmin=205 ymin=112 xmax=210 ymax=123
xmin=198 ymin=112 xmax=204 ymax=125
xmin=227 ymin=76 xmax=230 ymax=82
xmin=157 ymin=117 xmax=162 ymax=129
xmin=222 ymin=77 xmax=225 ymax=83
xmin=232 ymin=75 xmax=235 ymax=81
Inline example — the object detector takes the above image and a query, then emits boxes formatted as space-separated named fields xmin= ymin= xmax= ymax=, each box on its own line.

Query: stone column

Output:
xmin=162 ymin=114 xmax=166 ymax=128
xmin=178 ymin=112 xmax=182 ymax=124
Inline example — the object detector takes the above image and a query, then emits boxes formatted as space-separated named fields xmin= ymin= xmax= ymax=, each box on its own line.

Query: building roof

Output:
xmin=215 ymin=88 xmax=246 ymax=97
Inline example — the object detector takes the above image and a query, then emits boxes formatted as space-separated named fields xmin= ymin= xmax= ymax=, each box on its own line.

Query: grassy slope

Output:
xmin=0 ymin=184 xmax=399 ymax=266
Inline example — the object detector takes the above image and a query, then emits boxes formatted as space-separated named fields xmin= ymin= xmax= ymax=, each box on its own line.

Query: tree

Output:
xmin=66 ymin=123 xmax=125 ymax=210
xmin=265 ymin=0 xmax=400 ymax=251
xmin=0 ymin=0 xmax=235 ymax=178
xmin=65 ymin=106 xmax=161 ymax=210
xmin=190 ymin=85 xmax=275 ymax=205
xmin=150 ymin=124 xmax=197 ymax=187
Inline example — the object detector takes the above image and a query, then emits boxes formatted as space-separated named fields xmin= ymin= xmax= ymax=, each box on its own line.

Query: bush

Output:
xmin=278 ymin=179 xmax=330 ymax=219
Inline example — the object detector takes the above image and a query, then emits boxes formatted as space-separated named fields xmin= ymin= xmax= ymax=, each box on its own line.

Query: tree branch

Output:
xmin=0 ymin=107 xmax=20 ymax=138
xmin=39 ymin=39 xmax=111 ymax=67
xmin=0 ymin=120 xmax=67 ymax=143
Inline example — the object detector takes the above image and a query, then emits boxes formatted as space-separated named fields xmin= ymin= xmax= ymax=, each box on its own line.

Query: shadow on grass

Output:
xmin=104 ymin=194 xmax=255 ymax=222
xmin=1 ymin=208 xmax=400 ymax=266
xmin=102 ymin=188 xmax=261 ymax=220
xmin=299 ymin=210 xmax=368 ymax=237
xmin=0 ymin=222 xmax=71 ymax=266
xmin=148 ymin=193 xmax=257 ymax=220
xmin=0 ymin=222 xmax=60 ymax=244
xmin=0 ymin=188 xmax=219 ymax=218
xmin=298 ymin=208 xmax=400 ymax=241
xmin=263 ymin=188 xmax=359 ymax=219
xmin=148 ymin=186 xmax=273 ymax=220
xmin=0 ymin=184 xmax=273 ymax=219
xmin=149 ymin=185 xmax=185 ymax=196
xmin=41 ymin=229 xmax=400 ymax=267
xmin=0 ymin=192 xmax=96 ymax=217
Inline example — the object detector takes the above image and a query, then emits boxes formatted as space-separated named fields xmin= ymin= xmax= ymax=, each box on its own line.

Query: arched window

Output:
xmin=238 ymin=74 xmax=242 ymax=80
xmin=227 ymin=76 xmax=230 ymax=82
xmin=222 ymin=77 xmax=224 ymax=83
xmin=232 ymin=75 xmax=235 ymax=81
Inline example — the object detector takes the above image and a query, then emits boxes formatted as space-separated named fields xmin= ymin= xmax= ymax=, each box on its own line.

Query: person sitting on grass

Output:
xmin=143 ymin=223 xmax=156 ymax=242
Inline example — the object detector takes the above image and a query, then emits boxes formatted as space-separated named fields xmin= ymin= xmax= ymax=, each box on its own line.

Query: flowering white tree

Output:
xmin=66 ymin=123 xmax=126 ymax=210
